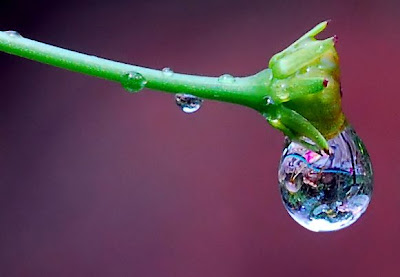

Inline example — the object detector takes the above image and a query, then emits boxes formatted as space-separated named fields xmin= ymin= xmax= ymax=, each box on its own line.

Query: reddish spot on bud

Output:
xmin=340 ymin=88 xmax=343 ymax=97
xmin=326 ymin=19 xmax=332 ymax=25
xmin=318 ymin=148 xmax=332 ymax=157
xmin=333 ymin=35 xmax=339 ymax=45
xmin=323 ymin=79 xmax=329 ymax=87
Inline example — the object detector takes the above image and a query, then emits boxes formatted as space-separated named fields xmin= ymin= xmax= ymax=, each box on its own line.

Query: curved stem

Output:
xmin=0 ymin=31 xmax=270 ymax=110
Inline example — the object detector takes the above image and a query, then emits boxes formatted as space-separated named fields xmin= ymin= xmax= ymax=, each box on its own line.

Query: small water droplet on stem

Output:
xmin=265 ymin=96 xmax=274 ymax=106
xmin=121 ymin=72 xmax=147 ymax=93
xmin=175 ymin=94 xmax=203 ymax=113
xmin=162 ymin=67 xmax=174 ymax=77
xmin=4 ymin=31 xmax=22 ymax=38
xmin=218 ymin=74 xmax=235 ymax=84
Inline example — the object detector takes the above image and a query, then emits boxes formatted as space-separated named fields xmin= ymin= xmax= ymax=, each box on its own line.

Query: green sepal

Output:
xmin=271 ymin=76 xmax=326 ymax=102
xmin=269 ymin=21 xmax=329 ymax=68
xmin=264 ymin=105 xmax=329 ymax=152
xmin=261 ymin=21 xmax=346 ymax=151
xmin=270 ymin=38 xmax=334 ymax=79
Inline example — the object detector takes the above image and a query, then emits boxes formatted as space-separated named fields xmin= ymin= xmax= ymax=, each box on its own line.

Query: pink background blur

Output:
xmin=0 ymin=0 xmax=398 ymax=276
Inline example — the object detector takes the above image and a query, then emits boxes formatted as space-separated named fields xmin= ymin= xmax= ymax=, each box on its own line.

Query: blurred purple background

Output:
xmin=0 ymin=0 xmax=399 ymax=276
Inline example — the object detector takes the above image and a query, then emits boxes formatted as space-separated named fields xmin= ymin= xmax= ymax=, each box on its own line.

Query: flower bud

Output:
xmin=264 ymin=21 xmax=346 ymax=151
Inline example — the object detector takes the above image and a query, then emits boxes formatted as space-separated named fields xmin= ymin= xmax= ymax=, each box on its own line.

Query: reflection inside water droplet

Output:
xmin=121 ymin=71 xmax=147 ymax=93
xmin=175 ymin=94 xmax=203 ymax=113
xmin=278 ymin=126 xmax=373 ymax=232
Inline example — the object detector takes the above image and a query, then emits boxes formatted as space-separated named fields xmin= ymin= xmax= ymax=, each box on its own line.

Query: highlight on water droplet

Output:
xmin=4 ymin=31 xmax=22 ymax=38
xmin=162 ymin=67 xmax=174 ymax=77
xmin=175 ymin=94 xmax=203 ymax=113
xmin=265 ymin=96 xmax=275 ymax=106
xmin=121 ymin=71 xmax=147 ymax=93
xmin=218 ymin=74 xmax=235 ymax=84
xmin=278 ymin=126 xmax=373 ymax=232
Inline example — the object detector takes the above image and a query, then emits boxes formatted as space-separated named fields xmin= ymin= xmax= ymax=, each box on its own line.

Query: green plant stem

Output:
xmin=0 ymin=22 xmax=342 ymax=152
xmin=0 ymin=31 xmax=270 ymax=110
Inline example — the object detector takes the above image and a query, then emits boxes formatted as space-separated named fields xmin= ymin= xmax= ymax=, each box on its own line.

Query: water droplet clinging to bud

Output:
xmin=278 ymin=126 xmax=373 ymax=232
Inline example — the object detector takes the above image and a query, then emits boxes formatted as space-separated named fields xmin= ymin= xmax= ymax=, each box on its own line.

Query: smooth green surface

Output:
xmin=0 ymin=32 xmax=269 ymax=110
xmin=0 ymin=22 xmax=346 ymax=152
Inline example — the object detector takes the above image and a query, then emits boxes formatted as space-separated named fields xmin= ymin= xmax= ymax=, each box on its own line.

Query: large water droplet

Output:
xmin=162 ymin=67 xmax=174 ymax=77
xmin=175 ymin=94 xmax=203 ymax=113
xmin=4 ymin=31 xmax=22 ymax=38
xmin=278 ymin=126 xmax=373 ymax=232
xmin=218 ymin=74 xmax=235 ymax=84
xmin=121 ymin=72 xmax=147 ymax=93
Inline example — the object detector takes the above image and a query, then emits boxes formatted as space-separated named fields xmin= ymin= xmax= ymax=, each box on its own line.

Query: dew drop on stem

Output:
xmin=278 ymin=126 xmax=373 ymax=232
xmin=265 ymin=96 xmax=274 ymax=106
xmin=162 ymin=67 xmax=174 ymax=77
xmin=175 ymin=94 xmax=203 ymax=113
xmin=218 ymin=74 xmax=235 ymax=84
xmin=121 ymin=72 xmax=147 ymax=93
xmin=4 ymin=31 xmax=22 ymax=38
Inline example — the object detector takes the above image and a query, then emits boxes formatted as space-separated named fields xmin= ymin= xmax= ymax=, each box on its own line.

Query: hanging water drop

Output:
xmin=278 ymin=126 xmax=373 ymax=232
xmin=162 ymin=67 xmax=174 ymax=77
xmin=121 ymin=72 xmax=147 ymax=93
xmin=175 ymin=94 xmax=203 ymax=113
xmin=4 ymin=31 xmax=22 ymax=38
xmin=218 ymin=74 xmax=235 ymax=84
